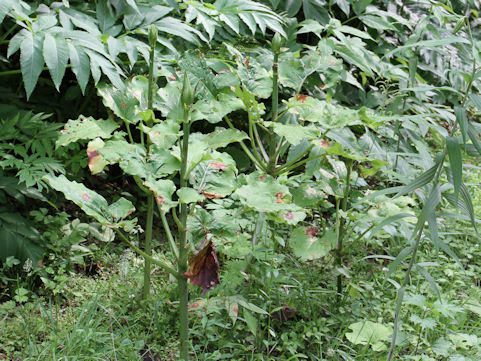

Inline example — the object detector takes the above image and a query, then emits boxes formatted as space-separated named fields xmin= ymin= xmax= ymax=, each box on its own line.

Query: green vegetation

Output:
xmin=1 ymin=0 xmax=481 ymax=360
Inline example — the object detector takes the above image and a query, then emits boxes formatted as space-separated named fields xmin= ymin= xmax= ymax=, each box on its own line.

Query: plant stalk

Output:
xmin=178 ymin=103 xmax=191 ymax=360
xmin=336 ymin=159 xmax=352 ymax=300
xmin=141 ymin=33 xmax=157 ymax=299
xmin=267 ymin=51 xmax=280 ymax=174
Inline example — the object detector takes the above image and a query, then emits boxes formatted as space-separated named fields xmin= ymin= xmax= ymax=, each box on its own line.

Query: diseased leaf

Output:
xmin=57 ymin=116 xmax=119 ymax=148
xmin=143 ymin=179 xmax=176 ymax=211
xmin=183 ymin=240 xmax=220 ymax=295
xmin=87 ymin=138 xmax=108 ymax=174
xmin=289 ymin=227 xmax=336 ymax=261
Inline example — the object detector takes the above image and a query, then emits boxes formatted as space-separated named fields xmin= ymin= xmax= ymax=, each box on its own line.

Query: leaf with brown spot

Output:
xmin=87 ymin=138 xmax=107 ymax=174
xmin=295 ymin=94 xmax=308 ymax=102
xmin=201 ymin=190 xmax=223 ymax=199
xmin=209 ymin=162 xmax=228 ymax=170
xmin=183 ymin=241 xmax=220 ymax=295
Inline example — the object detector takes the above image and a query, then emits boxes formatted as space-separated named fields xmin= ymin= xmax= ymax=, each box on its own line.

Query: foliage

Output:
xmin=1 ymin=0 xmax=481 ymax=360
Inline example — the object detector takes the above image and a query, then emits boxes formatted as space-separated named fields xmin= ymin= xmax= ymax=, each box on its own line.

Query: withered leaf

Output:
xmin=183 ymin=240 xmax=220 ymax=295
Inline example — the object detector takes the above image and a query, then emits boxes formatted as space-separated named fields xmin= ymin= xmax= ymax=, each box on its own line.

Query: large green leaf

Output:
xmin=97 ymin=83 xmax=140 ymax=123
xmin=189 ymin=157 xmax=237 ymax=199
xmin=289 ymin=227 xmax=336 ymax=261
xmin=234 ymin=172 xmax=297 ymax=212
xmin=98 ymin=140 xmax=147 ymax=178
xmin=286 ymin=96 xmax=361 ymax=128
xmin=43 ymin=33 xmax=69 ymax=91
xmin=43 ymin=174 xmax=136 ymax=231
xmin=144 ymin=120 xmax=180 ymax=148
xmin=20 ymin=32 xmax=45 ymax=99
xmin=56 ymin=116 xmax=119 ymax=148
xmin=265 ymin=122 xmax=319 ymax=146
xmin=143 ymin=179 xmax=176 ymax=211
xmin=346 ymin=321 xmax=392 ymax=351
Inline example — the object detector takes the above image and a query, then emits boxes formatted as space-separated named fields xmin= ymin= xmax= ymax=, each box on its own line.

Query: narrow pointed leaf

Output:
xmin=394 ymin=162 xmax=439 ymax=198
xmin=446 ymin=136 xmax=462 ymax=202
xmin=454 ymin=106 xmax=468 ymax=143
xmin=68 ymin=43 xmax=90 ymax=94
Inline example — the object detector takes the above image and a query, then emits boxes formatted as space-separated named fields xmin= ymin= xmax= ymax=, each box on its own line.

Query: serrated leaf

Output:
xmin=57 ymin=116 xmax=119 ymax=147
xmin=20 ymin=32 xmax=45 ymax=99
xmin=43 ymin=33 xmax=69 ymax=91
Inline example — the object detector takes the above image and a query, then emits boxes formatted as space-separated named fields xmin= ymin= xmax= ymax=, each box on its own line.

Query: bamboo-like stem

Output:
xmin=253 ymin=121 xmax=269 ymax=162
xmin=247 ymin=110 xmax=267 ymax=168
xmin=336 ymin=159 xmax=353 ymax=300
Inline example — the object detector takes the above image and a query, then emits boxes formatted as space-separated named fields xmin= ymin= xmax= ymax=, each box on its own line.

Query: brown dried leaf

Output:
xmin=183 ymin=241 xmax=220 ymax=295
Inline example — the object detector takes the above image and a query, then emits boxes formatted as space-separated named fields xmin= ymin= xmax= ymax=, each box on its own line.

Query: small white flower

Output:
xmin=23 ymin=258 xmax=33 ymax=273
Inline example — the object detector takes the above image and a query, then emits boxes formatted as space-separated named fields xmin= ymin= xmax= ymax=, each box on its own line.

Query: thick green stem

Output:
xmin=158 ymin=205 xmax=179 ymax=261
xmin=141 ymin=35 xmax=157 ymax=299
xmin=143 ymin=195 xmax=154 ymax=298
xmin=267 ymin=51 xmax=280 ymax=174
xmin=178 ymin=105 xmax=191 ymax=360
xmin=336 ymin=159 xmax=352 ymax=300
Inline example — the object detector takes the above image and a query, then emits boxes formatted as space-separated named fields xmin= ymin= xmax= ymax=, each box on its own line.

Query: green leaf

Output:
xmin=265 ymin=122 xmax=319 ymax=146
xmin=20 ymin=32 xmax=45 ymax=99
xmin=384 ymin=36 xmax=470 ymax=57
xmin=0 ymin=0 xmax=15 ymax=25
xmin=68 ymin=43 xmax=91 ymax=94
xmin=43 ymin=174 xmax=136 ymax=231
xmin=143 ymin=179 xmax=176 ymax=211
xmin=446 ymin=136 xmax=462 ymax=202
xmin=469 ymin=94 xmax=481 ymax=111
xmin=234 ymin=172 xmax=297 ymax=212
xmin=394 ymin=161 xmax=440 ymax=198
xmin=97 ymin=83 xmax=140 ymax=123
xmin=289 ymin=227 xmax=336 ymax=261
xmin=99 ymin=140 xmax=147 ymax=178
xmin=189 ymin=157 xmax=237 ymax=199
xmin=346 ymin=321 xmax=392 ymax=351
xmin=56 ymin=116 xmax=119 ymax=148
xmin=144 ymin=120 xmax=180 ymax=148
xmin=108 ymin=197 xmax=135 ymax=220
xmin=43 ymin=33 xmax=69 ymax=91
xmin=454 ymin=106 xmax=468 ymax=143
xmin=87 ymin=138 xmax=108 ymax=174
xmin=177 ymin=187 xmax=205 ymax=204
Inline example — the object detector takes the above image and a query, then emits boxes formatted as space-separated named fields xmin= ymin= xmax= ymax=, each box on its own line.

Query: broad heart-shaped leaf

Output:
xmin=56 ymin=116 xmax=119 ymax=148
xmin=191 ymin=92 xmax=244 ymax=123
xmin=183 ymin=240 xmax=220 ymax=296
xmin=43 ymin=33 xmax=69 ymax=91
xmin=290 ymin=183 xmax=326 ymax=208
xmin=289 ymin=227 xmax=335 ymax=261
xmin=345 ymin=321 xmax=392 ymax=352
xmin=98 ymin=140 xmax=147 ymax=178
xmin=43 ymin=174 xmax=137 ymax=231
xmin=264 ymin=121 xmax=319 ymax=146
xmin=143 ymin=179 xmax=176 ymax=211
xmin=142 ymin=119 xmax=180 ymax=148
xmin=172 ymin=128 xmax=248 ymax=167
xmin=97 ymin=83 xmax=140 ymax=123
xmin=286 ymin=95 xmax=361 ymax=129
xmin=234 ymin=172 xmax=298 ymax=213
xmin=189 ymin=157 xmax=236 ymax=199
xmin=20 ymin=32 xmax=45 ymax=99
xmin=177 ymin=187 xmax=205 ymax=204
